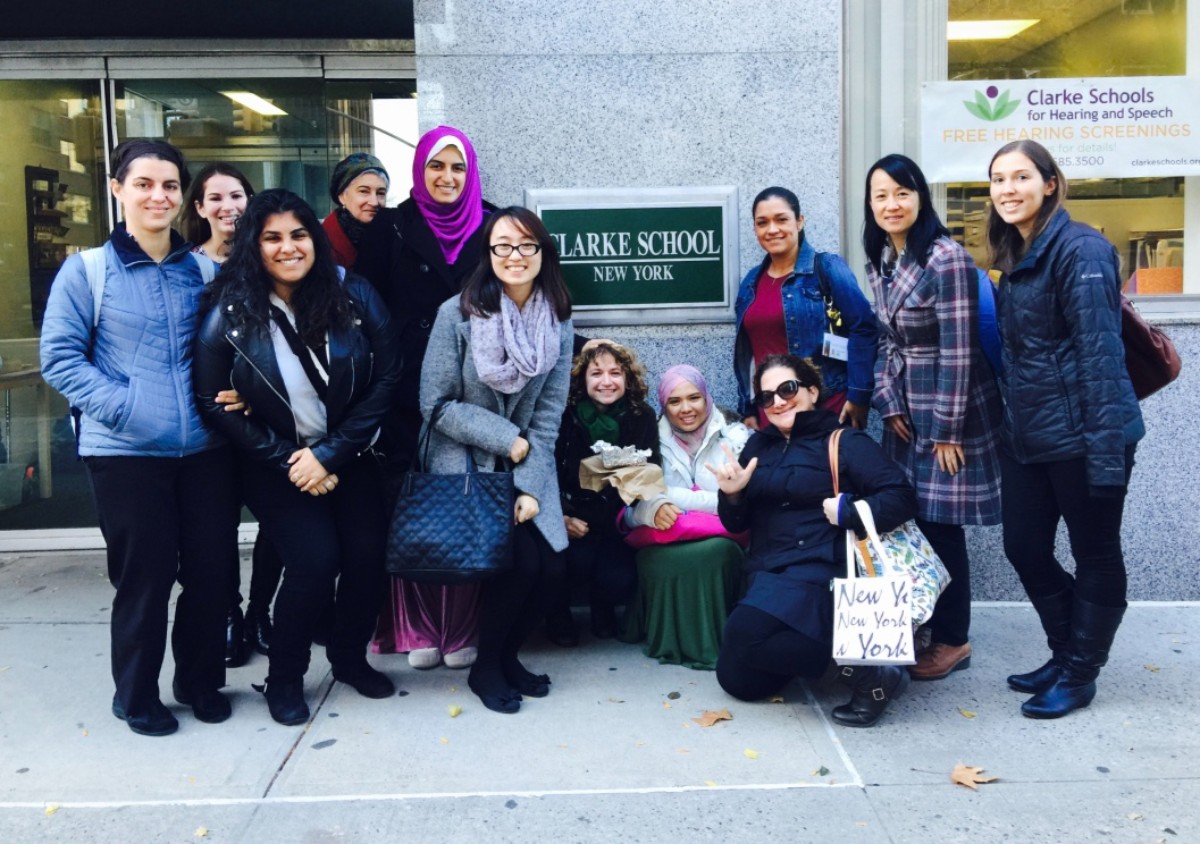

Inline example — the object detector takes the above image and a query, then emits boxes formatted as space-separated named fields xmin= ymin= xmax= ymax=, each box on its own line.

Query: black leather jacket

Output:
xmin=193 ymin=273 xmax=401 ymax=476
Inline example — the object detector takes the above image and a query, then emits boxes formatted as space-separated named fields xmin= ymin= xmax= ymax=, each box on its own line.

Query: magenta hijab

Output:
xmin=657 ymin=364 xmax=715 ymax=457
xmin=411 ymin=125 xmax=484 ymax=265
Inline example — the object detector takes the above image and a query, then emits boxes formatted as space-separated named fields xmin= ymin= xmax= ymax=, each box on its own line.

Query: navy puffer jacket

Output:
xmin=996 ymin=209 xmax=1144 ymax=490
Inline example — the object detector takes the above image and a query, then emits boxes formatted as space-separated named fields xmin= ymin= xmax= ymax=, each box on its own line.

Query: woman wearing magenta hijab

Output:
xmin=356 ymin=125 xmax=496 ymax=672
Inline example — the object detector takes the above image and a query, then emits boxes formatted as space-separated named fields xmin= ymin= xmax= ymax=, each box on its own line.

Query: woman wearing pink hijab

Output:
xmin=356 ymin=126 xmax=496 ymax=671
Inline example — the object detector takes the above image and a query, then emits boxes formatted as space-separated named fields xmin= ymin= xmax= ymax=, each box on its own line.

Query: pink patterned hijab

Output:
xmin=411 ymin=125 xmax=484 ymax=265
xmin=657 ymin=364 xmax=715 ymax=457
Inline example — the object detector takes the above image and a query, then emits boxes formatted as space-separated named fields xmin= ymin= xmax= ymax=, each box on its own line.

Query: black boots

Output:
xmin=261 ymin=679 xmax=309 ymax=726
xmin=831 ymin=664 xmax=910 ymax=727
xmin=1007 ymin=585 xmax=1073 ymax=693
xmin=1022 ymin=599 xmax=1125 ymax=719
xmin=243 ymin=602 xmax=272 ymax=656
xmin=225 ymin=605 xmax=249 ymax=668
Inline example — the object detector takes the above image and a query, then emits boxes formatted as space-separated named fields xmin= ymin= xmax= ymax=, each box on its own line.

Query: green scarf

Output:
xmin=575 ymin=397 xmax=627 ymax=445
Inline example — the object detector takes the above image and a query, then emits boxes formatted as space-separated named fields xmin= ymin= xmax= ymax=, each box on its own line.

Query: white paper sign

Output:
xmin=832 ymin=575 xmax=916 ymax=666
xmin=921 ymin=76 xmax=1200 ymax=182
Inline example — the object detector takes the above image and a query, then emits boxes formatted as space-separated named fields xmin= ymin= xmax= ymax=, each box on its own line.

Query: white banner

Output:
xmin=921 ymin=76 xmax=1200 ymax=182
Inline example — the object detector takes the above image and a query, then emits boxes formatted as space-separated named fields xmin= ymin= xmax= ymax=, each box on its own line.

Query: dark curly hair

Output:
xmin=179 ymin=163 xmax=256 ymax=246
xmin=203 ymin=188 xmax=353 ymax=346
xmin=568 ymin=342 xmax=651 ymax=412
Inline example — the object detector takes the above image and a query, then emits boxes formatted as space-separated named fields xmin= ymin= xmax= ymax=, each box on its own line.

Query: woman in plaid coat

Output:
xmin=863 ymin=154 xmax=1002 ymax=681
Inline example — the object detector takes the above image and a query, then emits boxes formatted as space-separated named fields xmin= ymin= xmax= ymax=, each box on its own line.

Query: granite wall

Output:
xmin=414 ymin=0 xmax=1200 ymax=600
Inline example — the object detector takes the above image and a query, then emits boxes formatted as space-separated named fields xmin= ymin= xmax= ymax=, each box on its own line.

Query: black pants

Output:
xmin=555 ymin=533 xmax=637 ymax=611
xmin=240 ymin=454 xmax=387 ymax=682
xmin=87 ymin=447 xmax=239 ymax=716
xmin=474 ymin=522 xmax=564 ymax=680
xmin=917 ymin=520 xmax=970 ymax=647
xmin=226 ymin=533 xmax=284 ymax=613
xmin=716 ymin=605 xmax=830 ymax=701
xmin=1001 ymin=448 xmax=1135 ymax=609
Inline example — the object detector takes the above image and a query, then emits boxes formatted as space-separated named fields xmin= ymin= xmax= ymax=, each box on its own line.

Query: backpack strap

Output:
xmin=812 ymin=251 xmax=846 ymax=337
xmin=191 ymin=252 xmax=217 ymax=284
xmin=80 ymin=246 xmax=107 ymax=329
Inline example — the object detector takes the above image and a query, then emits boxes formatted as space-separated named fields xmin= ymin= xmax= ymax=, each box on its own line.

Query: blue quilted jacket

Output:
xmin=40 ymin=225 xmax=222 ymax=458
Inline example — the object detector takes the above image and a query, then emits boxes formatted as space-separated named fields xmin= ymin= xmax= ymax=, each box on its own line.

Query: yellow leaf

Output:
xmin=447 ymin=705 xmax=462 ymax=718
xmin=44 ymin=803 xmax=60 ymax=816
xmin=704 ymin=780 xmax=718 ymax=787
xmin=743 ymin=748 xmax=759 ymax=759
xmin=1144 ymin=664 xmax=1161 ymax=673
xmin=438 ymin=737 xmax=449 ymax=744
xmin=81 ymin=729 xmax=89 ymax=737
xmin=692 ymin=708 xmax=733 ymax=727
xmin=951 ymin=762 xmax=998 ymax=790
xmin=662 ymin=701 xmax=672 ymax=709
xmin=958 ymin=708 xmax=977 ymax=719
xmin=195 ymin=827 xmax=209 ymax=838
xmin=676 ymin=748 xmax=690 ymax=754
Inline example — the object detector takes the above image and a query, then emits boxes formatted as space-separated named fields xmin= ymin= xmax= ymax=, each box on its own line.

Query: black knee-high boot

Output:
xmin=1008 ymin=581 xmax=1074 ymax=693
xmin=1021 ymin=598 xmax=1125 ymax=719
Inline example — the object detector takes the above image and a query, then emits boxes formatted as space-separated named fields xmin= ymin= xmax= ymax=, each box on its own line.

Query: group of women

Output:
xmin=39 ymin=125 xmax=1142 ymax=734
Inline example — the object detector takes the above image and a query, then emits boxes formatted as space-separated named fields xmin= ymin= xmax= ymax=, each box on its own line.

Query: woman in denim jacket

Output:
xmin=733 ymin=187 xmax=877 ymax=430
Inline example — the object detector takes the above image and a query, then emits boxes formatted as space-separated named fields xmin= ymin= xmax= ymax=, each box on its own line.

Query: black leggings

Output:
xmin=1001 ymin=448 xmax=1134 ymax=608
xmin=917 ymin=520 xmax=970 ymax=647
xmin=472 ymin=523 xmax=565 ymax=687
xmin=716 ymin=605 xmax=830 ymax=701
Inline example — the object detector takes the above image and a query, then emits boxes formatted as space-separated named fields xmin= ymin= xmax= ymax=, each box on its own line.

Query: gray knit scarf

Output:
xmin=470 ymin=288 xmax=561 ymax=394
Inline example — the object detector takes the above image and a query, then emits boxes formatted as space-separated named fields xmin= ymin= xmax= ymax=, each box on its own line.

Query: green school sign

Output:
xmin=526 ymin=187 xmax=739 ymax=325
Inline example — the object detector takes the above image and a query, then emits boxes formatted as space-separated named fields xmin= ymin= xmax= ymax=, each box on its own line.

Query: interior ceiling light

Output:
xmin=220 ymin=91 xmax=287 ymax=116
xmin=947 ymin=19 xmax=1039 ymax=40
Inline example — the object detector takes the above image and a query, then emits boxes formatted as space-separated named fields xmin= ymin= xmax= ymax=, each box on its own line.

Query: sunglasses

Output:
xmin=754 ymin=379 xmax=810 ymax=408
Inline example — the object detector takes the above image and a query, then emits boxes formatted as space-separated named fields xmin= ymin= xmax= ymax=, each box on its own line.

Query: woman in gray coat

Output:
xmin=420 ymin=206 xmax=574 ymax=713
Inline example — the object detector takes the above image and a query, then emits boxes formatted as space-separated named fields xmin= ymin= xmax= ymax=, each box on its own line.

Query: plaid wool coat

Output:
xmin=867 ymin=235 xmax=1002 ymax=526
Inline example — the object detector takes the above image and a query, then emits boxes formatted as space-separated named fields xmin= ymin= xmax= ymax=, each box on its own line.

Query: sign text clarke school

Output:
xmin=551 ymin=227 xmax=721 ymax=284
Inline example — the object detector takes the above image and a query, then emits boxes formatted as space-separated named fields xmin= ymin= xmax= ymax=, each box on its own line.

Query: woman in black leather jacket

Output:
xmin=709 ymin=354 xmax=917 ymax=727
xmin=987 ymin=140 xmax=1144 ymax=720
xmin=194 ymin=189 xmax=401 ymax=726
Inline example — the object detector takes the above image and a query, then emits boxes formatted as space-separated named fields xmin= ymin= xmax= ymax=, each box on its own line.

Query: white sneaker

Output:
xmin=407 ymin=647 xmax=442 ymax=669
xmin=442 ymin=646 xmax=477 ymax=669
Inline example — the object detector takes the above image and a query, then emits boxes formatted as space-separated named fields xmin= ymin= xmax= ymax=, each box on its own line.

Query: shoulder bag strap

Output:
xmin=827 ymin=427 xmax=843 ymax=495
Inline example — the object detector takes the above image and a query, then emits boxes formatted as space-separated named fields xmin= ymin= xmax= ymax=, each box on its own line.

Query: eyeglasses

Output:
xmin=754 ymin=379 xmax=807 ymax=408
xmin=489 ymin=242 xmax=542 ymax=257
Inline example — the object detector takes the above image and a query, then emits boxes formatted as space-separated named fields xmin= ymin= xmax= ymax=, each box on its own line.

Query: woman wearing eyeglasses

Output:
xmin=708 ymin=354 xmax=917 ymax=727
xmin=356 ymin=126 xmax=497 ymax=672
xmin=419 ymin=206 xmax=573 ymax=714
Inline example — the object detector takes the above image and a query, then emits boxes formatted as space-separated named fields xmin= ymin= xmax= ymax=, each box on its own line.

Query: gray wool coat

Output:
xmin=418 ymin=296 xmax=574 ymax=552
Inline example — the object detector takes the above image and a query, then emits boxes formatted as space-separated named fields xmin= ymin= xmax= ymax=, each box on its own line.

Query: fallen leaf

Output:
xmin=662 ymin=702 xmax=672 ymax=709
xmin=675 ymin=748 xmax=689 ymax=754
xmin=438 ymin=737 xmax=449 ymax=744
xmin=1127 ymin=813 xmax=1143 ymax=821
xmin=81 ymin=729 xmax=89 ymax=737
xmin=447 ymin=705 xmax=462 ymax=718
xmin=767 ymin=695 xmax=785 ymax=703
xmin=951 ymin=762 xmax=998 ymax=790
xmin=557 ymin=744 xmax=568 ymax=749
xmin=634 ymin=741 xmax=646 ymax=747
xmin=195 ymin=827 xmax=208 ymax=838
xmin=0 ymin=666 xmax=9 ymax=672
xmin=959 ymin=708 xmax=977 ymax=719
xmin=743 ymin=748 xmax=759 ymax=759
xmin=667 ymin=691 xmax=681 ymax=700
xmin=704 ymin=780 xmax=718 ymax=787
xmin=45 ymin=803 xmax=60 ymax=816
xmin=608 ymin=697 xmax=626 ymax=704
xmin=855 ymin=821 xmax=868 ymax=828
xmin=692 ymin=708 xmax=733 ymax=727
xmin=1144 ymin=665 xmax=1161 ymax=673
xmin=812 ymin=766 xmax=830 ymax=776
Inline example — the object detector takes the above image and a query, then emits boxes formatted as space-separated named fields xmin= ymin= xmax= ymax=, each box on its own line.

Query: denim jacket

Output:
xmin=733 ymin=238 xmax=878 ymax=418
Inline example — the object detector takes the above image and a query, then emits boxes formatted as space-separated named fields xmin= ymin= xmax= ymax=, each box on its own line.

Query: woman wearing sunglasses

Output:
xmin=708 ymin=354 xmax=917 ymax=727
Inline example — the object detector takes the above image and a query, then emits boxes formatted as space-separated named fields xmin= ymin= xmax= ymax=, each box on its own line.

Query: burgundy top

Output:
xmin=744 ymin=270 xmax=789 ymax=426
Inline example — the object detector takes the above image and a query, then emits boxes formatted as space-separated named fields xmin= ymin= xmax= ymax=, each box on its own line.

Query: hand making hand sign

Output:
xmin=703 ymin=442 xmax=759 ymax=503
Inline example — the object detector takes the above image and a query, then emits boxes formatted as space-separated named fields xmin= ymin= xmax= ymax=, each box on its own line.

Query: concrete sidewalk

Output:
xmin=1 ymin=550 xmax=1196 ymax=843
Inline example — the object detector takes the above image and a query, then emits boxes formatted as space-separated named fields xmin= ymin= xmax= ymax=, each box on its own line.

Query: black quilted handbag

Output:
xmin=384 ymin=403 xmax=515 ymax=583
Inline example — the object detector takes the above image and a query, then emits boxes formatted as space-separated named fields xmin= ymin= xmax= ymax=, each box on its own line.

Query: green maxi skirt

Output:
xmin=619 ymin=537 xmax=745 ymax=670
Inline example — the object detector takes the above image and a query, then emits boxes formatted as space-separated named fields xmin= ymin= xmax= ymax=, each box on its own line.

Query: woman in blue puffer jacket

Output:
xmin=40 ymin=139 xmax=240 ymax=737
xmin=987 ymin=139 xmax=1144 ymax=720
